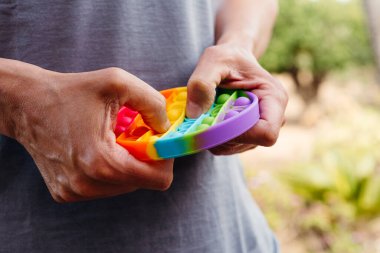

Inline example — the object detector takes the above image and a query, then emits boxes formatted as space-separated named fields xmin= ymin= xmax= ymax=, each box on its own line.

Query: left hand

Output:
xmin=186 ymin=43 xmax=288 ymax=155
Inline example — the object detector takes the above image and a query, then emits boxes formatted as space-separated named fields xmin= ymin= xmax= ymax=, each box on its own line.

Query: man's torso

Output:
xmin=0 ymin=1 xmax=277 ymax=252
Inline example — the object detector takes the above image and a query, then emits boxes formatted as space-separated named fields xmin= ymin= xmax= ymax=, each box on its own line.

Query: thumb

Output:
xmin=186 ymin=59 xmax=230 ymax=118
xmin=95 ymin=68 xmax=170 ymax=133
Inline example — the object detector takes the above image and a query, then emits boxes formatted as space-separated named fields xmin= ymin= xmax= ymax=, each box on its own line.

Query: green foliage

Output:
xmin=243 ymin=69 xmax=380 ymax=252
xmin=273 ymin=105 xmax=380 ymax=252
xmin=282 ymin=148 xmax=380 ymax=219
xmin=261 ymin=0 xmax=374 ymax=74
xmin=278 ymin=151 xmax=380 ymax=252
xmin=281 ymin=109 xmax=380 ymax=220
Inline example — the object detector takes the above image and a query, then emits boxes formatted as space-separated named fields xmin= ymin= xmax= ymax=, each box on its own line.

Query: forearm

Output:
xmin=0 ymin=58 xmax=19 ymax=137
xmin=0 ymin=58 xmax=45 ymax=138
xmin=216 ymin=0 xmax=278 ymax=57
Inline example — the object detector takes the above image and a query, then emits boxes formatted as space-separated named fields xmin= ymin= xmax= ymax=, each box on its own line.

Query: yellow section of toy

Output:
xmin=117 ymin=87 xmax=187 ymax=160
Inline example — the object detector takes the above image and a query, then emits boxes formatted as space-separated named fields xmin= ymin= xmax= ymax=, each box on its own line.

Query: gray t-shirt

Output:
xmin=0 ymin=1 xmax=278 ymax=252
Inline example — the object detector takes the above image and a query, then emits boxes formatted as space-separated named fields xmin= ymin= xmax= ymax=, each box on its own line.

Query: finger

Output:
xmin=78 ymin=125 xmax=174 ymax=191
xmin=186 ymin=50 xmax=230 ymax=118
xmin=218 ymin=65 xmax=287 ymax=147
xmin=52 ymin=181 xmax=85 ymax=203
xmin=102 ymin=135 xmax=175 ymax=191
xmin=64 ymin=174 xmax=137 ymax=201
xmin=53 ymin=175 xmax=135 ymax=203
xmin=93 ymin=68 xmax=170 ymax=133
xmin=124 ymin=156 xmax=174 ymax=191
xmin=233 ymin=94 xmax=286 ymax=146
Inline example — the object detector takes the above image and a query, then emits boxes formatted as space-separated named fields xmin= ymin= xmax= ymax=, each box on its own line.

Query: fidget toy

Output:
xmin=114 ymin=87 xmax=260 ymax=160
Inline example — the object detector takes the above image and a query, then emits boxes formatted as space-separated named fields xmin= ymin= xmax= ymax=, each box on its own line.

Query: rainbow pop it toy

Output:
xmin=115 ymin=87 xmax=260 ymax=160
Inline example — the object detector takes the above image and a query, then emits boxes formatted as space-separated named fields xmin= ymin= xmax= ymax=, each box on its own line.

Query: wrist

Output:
xmin=216 ymin=30 xmax=256 ymax=54
xmin=215 ymin=0 xmax=278 ymax=58
xmin=0 ymin=59 xmax=21 ymax=137
xmin=0 ymin=59 xmax=50 ymax=138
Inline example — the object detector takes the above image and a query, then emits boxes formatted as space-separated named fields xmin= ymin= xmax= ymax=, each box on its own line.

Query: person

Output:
xmin=0 ymin=0 xmax=288 ymax=252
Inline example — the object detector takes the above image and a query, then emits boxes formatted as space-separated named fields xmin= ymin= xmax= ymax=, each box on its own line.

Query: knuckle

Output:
xmin=57 ymin=192 xmax=74 ymax=203
xmin=153 ymin=93 xmax=167 ymax=110
xmin=188 ymin=79 xmax=216 ymax=106
xmin=158 ymin=172 xmax=173 ymax=191
xmin=90 ymin=166 xmax=117 ymax=182
xmin=76 ymin=150 xmax=116 ymax=182
xmin=104 ymin=67 xmax=127 ymax=85
xmin=68 ymin=174 xmax=92 ymax=198
xmin=262 ymin=125 xmax=279 ymax=147
xmin=49 ymin=176 xmax=72 ymax=203
xmin=282 ymin=89 xmax=289 ymax=105
xmin=204 ymin=45 xmax=219 ymax=57
xmin=53 ymin=186 xmax=77 ymax=203
xmin=224 ymin=47 xmax=241 ymax=63
xmin=189 ymin=77 xmax=214 ymax=92
xmin=282 ymin=118 xmax=287 ymax=127
xmin=74 ymin=147 xmax=100 ymax=168
xmin=273 ymin=80 xmax=289 ymax=105
xmin=106 ymin=67 xmax=125 ymax=78
xmin=205 ymin=45 xmax=235 ymax=63
xmin=126 ymin=165 xmax=142 ymax=180
xmin=88 ymin=166 xmax=105 ymax=180
xmin=50 ymin=191 xmax=66 ymax=203
xmin=274 ymin=90 xmax=288 ymax=108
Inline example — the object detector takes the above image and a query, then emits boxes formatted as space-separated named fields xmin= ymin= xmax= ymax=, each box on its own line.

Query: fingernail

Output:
xmin=186 ymin=101 xmax=203 ymax=118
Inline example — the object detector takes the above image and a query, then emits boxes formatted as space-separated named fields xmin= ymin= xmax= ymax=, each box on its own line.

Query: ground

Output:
xmin=240 ymin=69 xmax=380 ymax=253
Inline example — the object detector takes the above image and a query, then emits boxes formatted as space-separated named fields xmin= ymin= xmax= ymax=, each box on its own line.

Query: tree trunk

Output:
xmin=364 ymin=0 xmax=380 ymax=81
xmin=288 ymin=67 xmax=326 ymax=104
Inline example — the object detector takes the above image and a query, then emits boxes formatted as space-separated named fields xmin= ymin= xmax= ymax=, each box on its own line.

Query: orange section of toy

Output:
xmin=116 ymin=87 xmax=187 ymax=160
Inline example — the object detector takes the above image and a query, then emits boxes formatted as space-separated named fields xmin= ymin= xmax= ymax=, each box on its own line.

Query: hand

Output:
xmin=186 ymin=44 xmax=288 ymax=155
xmin=2 ymin=60 xmax=174 ymax=202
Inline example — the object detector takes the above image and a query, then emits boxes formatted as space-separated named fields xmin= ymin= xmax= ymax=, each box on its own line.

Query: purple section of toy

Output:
xmin=195 ymin=91 xmax=259 ymax=150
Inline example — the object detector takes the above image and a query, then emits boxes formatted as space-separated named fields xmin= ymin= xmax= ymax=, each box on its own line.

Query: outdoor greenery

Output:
xmin=242 ymin=1 xmax=380 ymax=252
xmin=245 ymin=99 xmax=380 ymax=252
xmin=281 ymin=108 xmax=380 ymax=252
xmin=260 ymin=0 xmax=374 ymax=102
xmin=282 ymin=117 xmax=380 ymax=219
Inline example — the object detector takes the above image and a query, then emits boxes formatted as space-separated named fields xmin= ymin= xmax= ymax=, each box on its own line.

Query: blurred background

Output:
xmin=239 ymin=0 xmax=380 ymax=252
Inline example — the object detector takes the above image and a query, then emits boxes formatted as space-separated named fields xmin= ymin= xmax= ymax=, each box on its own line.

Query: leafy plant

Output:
xmin=277 ymin=108 xmax=380 ymax=252
xmin=260 ymin=0 xmax=374 ymax=103
xmin=282 ymin=148 xmax=380 ymax=218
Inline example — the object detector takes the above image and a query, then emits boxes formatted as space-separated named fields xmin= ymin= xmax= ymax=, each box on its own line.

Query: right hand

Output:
xmin=1 ymin=59 xmax=174 ymax=202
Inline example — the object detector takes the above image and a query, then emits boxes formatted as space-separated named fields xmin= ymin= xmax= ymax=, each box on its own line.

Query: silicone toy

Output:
xmin=115 ymin=87 xmax=260 ymax=160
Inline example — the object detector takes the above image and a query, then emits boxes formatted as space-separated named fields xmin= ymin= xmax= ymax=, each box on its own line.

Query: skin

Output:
xmin=0 ymin=59 xmax=174 ymax=202
xmin=0 ymin=0 xmax=284 ymax=202
xmin=186 ymin=0 xmax=288 ymax=154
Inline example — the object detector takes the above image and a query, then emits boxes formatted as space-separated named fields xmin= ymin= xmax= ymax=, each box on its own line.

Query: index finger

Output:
xmin=234 ymin=88 xmax=287 ymax=146
xmin=107 ymin=141 xmax=175 ymax=191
